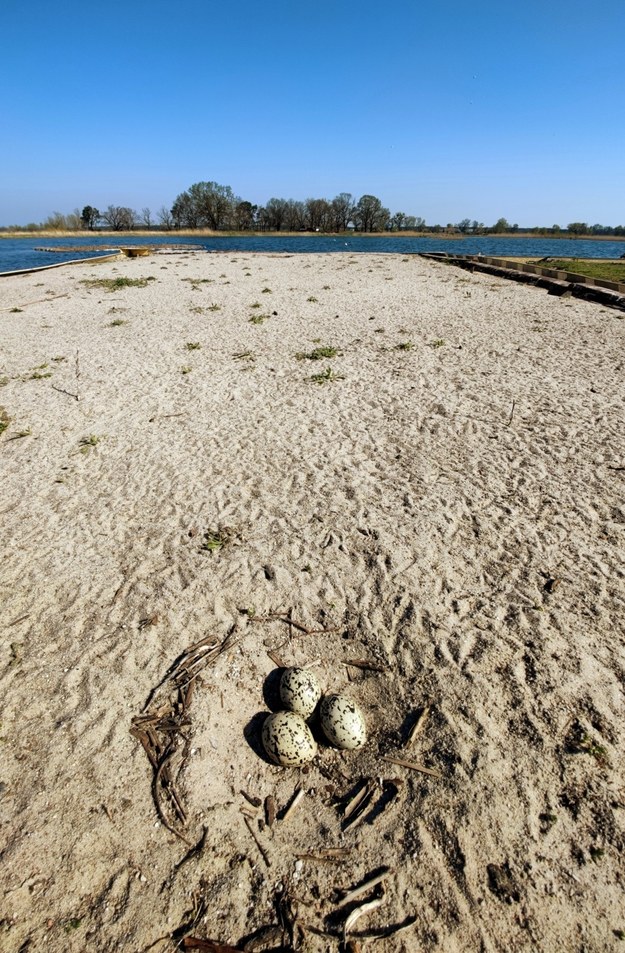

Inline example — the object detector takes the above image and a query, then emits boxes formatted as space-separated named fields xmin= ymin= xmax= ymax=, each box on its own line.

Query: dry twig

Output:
xmin=382 ymin=754 xmax=442 ymax=779
xmin=405 ymin=704 xmax=430 ymax=746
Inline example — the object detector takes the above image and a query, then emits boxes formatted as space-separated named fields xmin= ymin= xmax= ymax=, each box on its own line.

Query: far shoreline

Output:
xmin=1 ymin=228 xmax=623 ymax=242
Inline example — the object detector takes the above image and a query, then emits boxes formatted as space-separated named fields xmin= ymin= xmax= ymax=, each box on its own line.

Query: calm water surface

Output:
xmin=1 ymin=234 xmax=624 ymax=274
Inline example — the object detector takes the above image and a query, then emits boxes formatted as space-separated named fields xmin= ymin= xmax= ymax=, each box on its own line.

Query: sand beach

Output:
xmin=1 ymin=250 xmax=624 ymax=952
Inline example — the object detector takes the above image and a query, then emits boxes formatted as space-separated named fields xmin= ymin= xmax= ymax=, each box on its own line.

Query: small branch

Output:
xmin=405 ymin=704 xmax=430 ymax=747
xmin=507 ymin=399 xmax=516 ymax=426
xmin=51 ymin=384 xmax=80 ymax=401
xmin=281 ymin=787 xmax=304 ymax=823
xmin=252 ymin=613 xmax=341 ymax=636
xmin=1 ymin=292 xmax=69 ymax=311
xmin=382 ymin=754 xmax=442 ymax=779
xmin=338 ymin=867 xmax=393 ymax=908
xmin=243 ymin=816 xmax=271 ymax=868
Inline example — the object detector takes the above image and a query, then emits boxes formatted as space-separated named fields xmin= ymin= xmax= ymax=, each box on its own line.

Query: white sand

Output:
xmin=1 ymin=250 xmax=624 ymax=952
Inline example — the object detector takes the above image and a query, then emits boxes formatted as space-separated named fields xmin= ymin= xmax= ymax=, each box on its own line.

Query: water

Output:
xmin=1 ymin=233 xmax=623 ymax=275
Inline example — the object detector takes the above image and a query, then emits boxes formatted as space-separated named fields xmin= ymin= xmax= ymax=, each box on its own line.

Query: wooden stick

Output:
xmin=265 ymin=795 xmax=277 ymax=828
xmin=508 ymin=399 xmax=516 ymax=426
xmin=343 ymin=659 xmax=387 ymax=673
xmin=267 ymin=650 xmax=287 ymax=669
xmin=243 ymin=816 xmax=271 ymax=868
xmin=1 ymin=292 xmax=69 ymax=310
xmin=253 ymin=613 xmax=341 ymax=636
xmin=338 ymin=868 xmax=393 ymax=907
xmin=344 ymin=781 xmax=374 ymax=821
xmin=281 ymin=788 xmax=304 ymax=822
xmin=382 ymin=755 xmax=442 ymax=779
xmin=344 ymin=888 xmax=386 ymax=935
xmin=405 ymin=704 xmax=430 ymax=746
xmin=51 ymin=384 xmax=79 ymax=401
xmin=295 ymin=848 xmax=350 ymax=862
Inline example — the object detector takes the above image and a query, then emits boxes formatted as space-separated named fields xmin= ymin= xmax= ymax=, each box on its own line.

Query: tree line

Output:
xmin=3 ymin=181 xmax=624 ymax=236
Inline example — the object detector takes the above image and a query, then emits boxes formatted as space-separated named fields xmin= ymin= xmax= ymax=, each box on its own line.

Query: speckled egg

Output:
xmin=262 ymin=710 xmax=318 ymax=766
xmin=320 ymin=694 xmax=367 ymax=750
xmin=280 ymin=667 xmax=321 ymax=719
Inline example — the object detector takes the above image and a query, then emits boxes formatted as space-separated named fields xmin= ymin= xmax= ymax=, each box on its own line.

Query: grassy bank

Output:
xmin=536 ymin=259 xmax=625 ymax=282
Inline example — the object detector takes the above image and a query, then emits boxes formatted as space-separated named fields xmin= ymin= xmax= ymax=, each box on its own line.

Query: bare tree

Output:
xmin=305 ymin=197 xmax=331 ymax=231
xmin=101 ymin=205 xmax=136 ymax=230
xmin=157 ymin=206 xmax=173 ymax=230
xmin=139 ymin=207 xmax=153 ymax=228
xmin=331 ymin=193 xmax=355 ymax=231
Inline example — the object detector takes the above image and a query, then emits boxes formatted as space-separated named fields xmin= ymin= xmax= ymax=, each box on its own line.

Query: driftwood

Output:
xmin=130 ymin=627 xmax=237 ymax=843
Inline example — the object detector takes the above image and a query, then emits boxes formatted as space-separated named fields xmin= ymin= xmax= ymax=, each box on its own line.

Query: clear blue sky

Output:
xmin=1 ymin=0 xmax=624 ymax=226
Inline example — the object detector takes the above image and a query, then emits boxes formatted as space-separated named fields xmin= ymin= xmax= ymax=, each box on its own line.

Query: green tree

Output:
xmin=457 ymin=218 xmax=472 ymax=233
xmin=233 ymin=201 xmax=257 ymax=230
xmin=567 ymin=222 xmax=588 ymax=235
xmin=491 ymin=217 xmax=511 ymax=233
xmin=170 ymin=182 xmax=235 ymax=229
xmin=353 ymin=194 xmax=389 ymax=232
xmin=188 ymin=181 xmax=236 ymax=230
xmin=81 ymin=206 xmax=99 ymax=230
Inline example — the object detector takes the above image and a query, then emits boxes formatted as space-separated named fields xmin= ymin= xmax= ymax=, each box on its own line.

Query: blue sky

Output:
xmin=1 ymin=0 xmax=624 ymax=226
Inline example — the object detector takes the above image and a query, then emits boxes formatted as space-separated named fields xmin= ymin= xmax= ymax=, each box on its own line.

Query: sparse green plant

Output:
xmin=0 ymin=377 xmax=8 ymax=387
xmin=80 ymin=276 xmax=155 ymax=291
xmin=322 ymin=285 xmax=331 ymax=290
xmin=29 ymin=371 xmax=52 ymax=380
xmin=208 ymin=303 xmax=221 ymax=311
xmin=79 ymin=434 xmax=102 ymax=453
xmin=185 ymin=342 xmax=201 ymax=350
xmin=296 ymin=345 xmax=340 ymax=361
xmin=261 ymin=287 xmax=272 ymax=293
xmin=108 ymin=318 xmax=128 ymax=327
xmin=0 ymin=409 xmax=10 ymax=436
xmin=249 ymin=314 xmax=269 ymax=325
xmin=10 ymin=307 xmax=23 ymax=313
xmin=576 ymin=732 xmax=608 ymax=763
xmin=181 ymin=366 xmax=192 ymax=375
xmin=590 ymin=847 xmax=605 ymax=863
xmin=200 ymin=528 xmax=231 ymax=554
xmin=249 ymin=301 xmax=262 ymax=309
xmin=63 ymin=919 xmax=82 ymax=934
xmin=614 ymin=929 xmax=625 ymax=940
xmin=10 ymin=428 xmax=32 ymax=440
xmin=51 ymin=355 xmax=67 ymax=362
xmin=233 ymin=351 xmax=255 ymax=361
xmin=430 ymin=339 xmax=446 ymax=348
xmin=308 ymin=366 xmax=345 ymax=385
xmin=307 ymin=296 xmax=318 ymax=303
xmin=302 ymin=563 xmax=312 ymax=573
xmin=395 ymin=341 xmax=414 ymax=351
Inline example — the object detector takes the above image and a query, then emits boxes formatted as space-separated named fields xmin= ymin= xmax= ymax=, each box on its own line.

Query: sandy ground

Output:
xmin=1 ymin=251 xmax=624 ymax=953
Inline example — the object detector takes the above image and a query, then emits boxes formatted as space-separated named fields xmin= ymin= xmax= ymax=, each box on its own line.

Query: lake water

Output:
xmin=1 ymin=234 xmax=624 ymax=275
